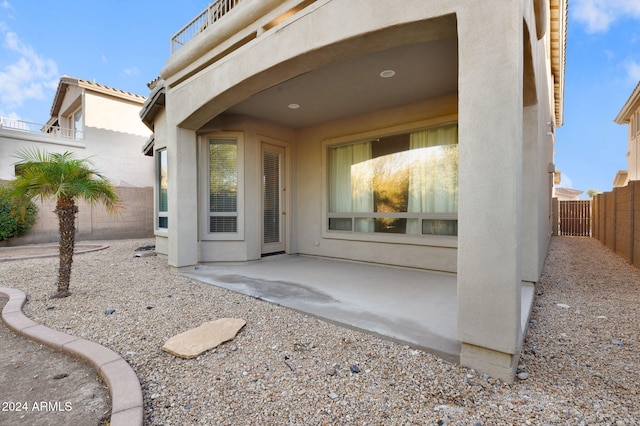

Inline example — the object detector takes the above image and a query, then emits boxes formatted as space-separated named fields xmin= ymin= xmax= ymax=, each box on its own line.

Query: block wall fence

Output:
xmin=592 ymin=180 xmax=640 ymax=268
xmin=1 ymin=185 xmax=153 ymax=246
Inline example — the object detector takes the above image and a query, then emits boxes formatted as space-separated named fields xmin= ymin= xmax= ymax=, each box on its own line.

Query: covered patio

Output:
xmin=142 ymin=0 xmax=567 ymax=381
xmin=182 ymin=255 xmax=536 ymax=364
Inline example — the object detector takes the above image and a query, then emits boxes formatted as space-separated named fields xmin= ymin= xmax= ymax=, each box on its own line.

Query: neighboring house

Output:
xmin=140 ymin=0 xmax=567 ymax=381
xmin=0 ymin=76 xmax=154 ymax=243
xmin=614 ymin=80 xmax=640 ymax=186
xmin=553 ymin=187 xmax=584 ymax=201
xmin=0 ymin=76 xmax=153 ymax=186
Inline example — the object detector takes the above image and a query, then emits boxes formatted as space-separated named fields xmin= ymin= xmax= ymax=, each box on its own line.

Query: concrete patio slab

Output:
xmin=183 ymin=255 xmax=461 ymax=361
xmin=184 ymin=255 xmax=537 ymax=364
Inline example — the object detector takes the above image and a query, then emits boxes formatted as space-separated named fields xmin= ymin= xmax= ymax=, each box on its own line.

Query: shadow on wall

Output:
xmin=0 ymin=186 xmax=154 ymax=246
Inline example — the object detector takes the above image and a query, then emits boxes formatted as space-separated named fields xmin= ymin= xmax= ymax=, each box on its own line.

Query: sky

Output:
xmin=1 ymin=1 xmax=640 ymax=197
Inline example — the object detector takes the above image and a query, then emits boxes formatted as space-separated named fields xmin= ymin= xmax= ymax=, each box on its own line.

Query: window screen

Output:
xmin=157 ymin=149 xmax=168 ymax=229
xmin=209 ymin=139 xmax=238 ymax=233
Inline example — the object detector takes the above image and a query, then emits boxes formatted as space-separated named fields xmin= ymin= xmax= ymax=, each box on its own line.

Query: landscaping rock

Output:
xmin=161 ymin=318 xmax=246 ymax=359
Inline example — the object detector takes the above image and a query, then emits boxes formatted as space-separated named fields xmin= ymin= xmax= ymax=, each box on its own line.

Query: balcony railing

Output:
xmin=0 ymin=116 xmax=84 ymax=140
xmin=171 ymin=0 xmax=242 ymax=54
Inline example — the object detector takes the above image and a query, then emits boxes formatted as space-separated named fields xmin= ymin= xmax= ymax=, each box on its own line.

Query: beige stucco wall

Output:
xmin=0 ymin=127 xmax=152 ymax=188
xmin=0 ymin=85 xmax=153 ymax=187
xmin=82 ymin=126 xmax=152 ymax=187
xmin=0 ymin=129 xmax=85 ymax=181
xmin=84 ymin=92 xmax=151 ymax=137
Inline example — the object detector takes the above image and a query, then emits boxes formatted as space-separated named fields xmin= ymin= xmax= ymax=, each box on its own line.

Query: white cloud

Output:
xmin=0 ymin=1 xmax=11 ymax=10
xmin=626 ymin=60 xmax=640 ymax=81
xmin=573 ymin=0 xmax=640 ymax=33
xmin=121 ymin=66 xmax=140 ymax=77
xmin=0 ymin=30 xmax=58 ymax=111
xmin=559 ymin=173 xmax=573 ymax=189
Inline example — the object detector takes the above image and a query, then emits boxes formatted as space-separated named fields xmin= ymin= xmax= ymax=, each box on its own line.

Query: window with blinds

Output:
xmin=209 ymin=139 xmax=238 ymax=233
xmin=263 ymin=150 xmax=280 ymax=244
xmin=157 ymin=149 xmax=168 ymax=229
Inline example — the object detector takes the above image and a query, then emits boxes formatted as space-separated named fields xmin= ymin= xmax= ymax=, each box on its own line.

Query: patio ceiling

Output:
xmin=225 ymin=36 xmax=458 ymax=129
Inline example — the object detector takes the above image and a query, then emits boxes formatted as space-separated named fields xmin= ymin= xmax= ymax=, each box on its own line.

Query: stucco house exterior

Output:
xmin=0 ymin=76 xmax=154 ymax=243
xmin=614 ymin=80 xmax=640 ymax=186
xmin=141 ymin=0 xmax=567 ymax=381
xmin=553 ymin=187 xmax=584 ymax=201
xmin=0 ymin=76 xmax=153 ymax=186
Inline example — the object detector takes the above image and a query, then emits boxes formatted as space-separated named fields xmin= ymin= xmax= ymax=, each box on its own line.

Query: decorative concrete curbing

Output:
xmin=0 ymin=287 xmax=143 ymax=426
xmin=0 ymin=244 xmax=109 ymax=262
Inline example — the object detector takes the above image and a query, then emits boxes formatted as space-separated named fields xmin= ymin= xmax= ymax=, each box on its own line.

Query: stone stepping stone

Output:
xmin=162 ymin=318 xmax=246 ymax=359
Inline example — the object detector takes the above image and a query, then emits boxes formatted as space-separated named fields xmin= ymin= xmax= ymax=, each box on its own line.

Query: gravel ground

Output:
xmin=0 ymin=236 xmax=638 ymax=425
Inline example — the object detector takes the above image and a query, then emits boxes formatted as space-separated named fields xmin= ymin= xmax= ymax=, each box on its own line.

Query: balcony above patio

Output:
xmin=0 ymin=116 xmax=84 ymax=142
xmin=163 ymin=0 xmax=317 ymax=86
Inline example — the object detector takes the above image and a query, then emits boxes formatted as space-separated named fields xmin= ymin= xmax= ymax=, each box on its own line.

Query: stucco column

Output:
xmin=457 ymin=1 xmax=524 ymax=382
xmin=167 ymin=125 xmax=198 ymax=269
xmin=521 ymin=104 xmax=543 ymax=282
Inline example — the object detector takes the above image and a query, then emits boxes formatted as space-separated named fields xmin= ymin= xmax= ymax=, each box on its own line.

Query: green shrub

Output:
xmin=0 ymin=185 xmax=38 ymax=240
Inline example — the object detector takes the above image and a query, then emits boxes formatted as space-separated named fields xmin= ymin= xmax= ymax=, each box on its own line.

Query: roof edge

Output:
xmin=49 ymin=76 xmax=147 ymax=117
xmin=140 ymin=81 xmax=166 ymax=130
xmin=550 ymin=0 xmax=568 ymax=127
xmin=614 ymin=80 xmax=640 ymax=124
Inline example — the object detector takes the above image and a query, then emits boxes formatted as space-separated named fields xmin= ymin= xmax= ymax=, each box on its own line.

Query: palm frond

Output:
xmin=7 ymin=147 xmax=121 ymax=213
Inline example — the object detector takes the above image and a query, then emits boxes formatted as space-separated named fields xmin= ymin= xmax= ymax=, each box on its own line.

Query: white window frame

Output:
xmin=70 ymin=107 xmax=84 ymax=140
xmin=199 ymin=132 xmax=245 ymax=241
xmin=321 ymin=116 xmax=459 ymax=248
xmin=156 ymin=149 xmax=168 ymax=232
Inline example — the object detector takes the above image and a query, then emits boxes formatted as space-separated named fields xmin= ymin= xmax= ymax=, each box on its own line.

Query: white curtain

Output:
xmin=330 ymin=141 xmax=373 ymax=232
xmin=351 ymin=142 xmax=374 ymax=232
xmin=406 ymin=125 xmax=458 ymax=235
xmin=330 ymin=145 xmax=354 ymax=213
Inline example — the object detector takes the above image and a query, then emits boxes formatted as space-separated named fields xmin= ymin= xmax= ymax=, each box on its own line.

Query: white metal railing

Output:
xmin=171 ymin=0 xmax=242 ymax=53
xmin=0 ymin=116 xmax=84 ymax=140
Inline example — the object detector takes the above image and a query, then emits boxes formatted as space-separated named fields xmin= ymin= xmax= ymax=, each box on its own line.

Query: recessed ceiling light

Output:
xmin=288 ymin=103 xmax=300 ymax=109
xmin=380 ymin=70 xmax=396 ymax=78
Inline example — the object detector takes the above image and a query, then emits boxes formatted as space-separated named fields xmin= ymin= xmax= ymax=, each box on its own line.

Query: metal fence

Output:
xmin=171 ymin=0 xmax=242 ymax=53
xmin=0 ymin=116 xmax=83 ymax=140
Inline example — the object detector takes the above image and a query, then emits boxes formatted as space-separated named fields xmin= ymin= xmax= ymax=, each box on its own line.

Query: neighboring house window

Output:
xmin=209 ymin=139 xmax=238 ymax=233
xmin=71 ymin=108 xmax=83 ymax=139
xmin=328 ymin=124 xmax=458 ymax=236
xmin=157 ymin=149 xmax=168 ymax=229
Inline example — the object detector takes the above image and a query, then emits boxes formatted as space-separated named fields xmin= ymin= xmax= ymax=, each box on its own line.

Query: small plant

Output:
xmin=0 ymin=184 xmax=38 ymax=241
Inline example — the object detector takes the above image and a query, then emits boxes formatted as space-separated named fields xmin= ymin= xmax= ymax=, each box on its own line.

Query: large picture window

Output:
xmin=157 ymin=149 xmax=168 ymax=229
xmin=209 ymin=139 xmax=238 ymax=233
xmin=328 ymin=124 xmax=458 ymax=236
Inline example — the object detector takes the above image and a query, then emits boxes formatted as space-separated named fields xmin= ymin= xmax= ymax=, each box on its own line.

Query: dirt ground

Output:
xmin=0 ymin=295 xmax=110 ymax=426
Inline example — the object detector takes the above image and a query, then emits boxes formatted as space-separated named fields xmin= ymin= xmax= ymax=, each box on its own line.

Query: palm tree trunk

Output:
xmin=53 ymin=197 xmax=78 ymax=298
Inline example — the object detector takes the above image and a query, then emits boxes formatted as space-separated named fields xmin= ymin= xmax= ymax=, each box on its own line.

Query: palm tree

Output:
xmin=8 ymin=148 xmax=121 ymax=298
